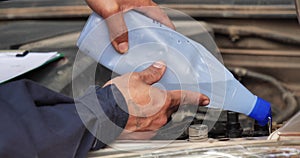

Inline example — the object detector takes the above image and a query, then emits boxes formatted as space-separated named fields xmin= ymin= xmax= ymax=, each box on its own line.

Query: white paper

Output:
xmin=0 ymin=52 xmax=59 ymax=83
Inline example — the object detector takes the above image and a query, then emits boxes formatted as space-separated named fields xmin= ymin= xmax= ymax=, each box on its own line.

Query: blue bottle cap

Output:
xmin=248 ymin=97 xmax=271 ymax=126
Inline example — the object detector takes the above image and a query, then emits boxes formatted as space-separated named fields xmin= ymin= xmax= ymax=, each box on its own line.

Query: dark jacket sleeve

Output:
xmin=0 ymin=79 xmax=128 ymax=158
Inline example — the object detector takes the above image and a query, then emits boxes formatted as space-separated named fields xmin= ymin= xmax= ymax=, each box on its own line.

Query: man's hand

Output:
xmin=104 ymin=61 xmax=210 ymax=139
xmin=86 ymin=0 xmax=175 ymax=53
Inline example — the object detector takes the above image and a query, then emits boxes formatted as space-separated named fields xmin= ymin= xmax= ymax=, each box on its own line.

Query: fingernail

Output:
xmin=202 ymin=99 xmax=210 ymax=106
xmin=153 ymin=61 xmax=165 ymax=68
xmin=118 ymin=42 xmax=128 ymax=53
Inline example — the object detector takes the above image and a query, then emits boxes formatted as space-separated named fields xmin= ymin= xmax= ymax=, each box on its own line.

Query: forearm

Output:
xmin=0 ymin=80 xmax=128 ymax=157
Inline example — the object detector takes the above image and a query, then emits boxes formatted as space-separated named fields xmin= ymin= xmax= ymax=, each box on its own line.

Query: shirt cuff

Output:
xmin=90 ymin=84 xmax=129 ymax=150
xmin=76 ymin=84 xmax=129 ymax=151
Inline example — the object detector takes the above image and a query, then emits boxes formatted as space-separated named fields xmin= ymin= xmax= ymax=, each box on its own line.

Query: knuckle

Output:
xmin=165 ymin=92 xmax=172 ymax=104
xmin=160 ymin=116 xmax=168 ymax=125
xmin=138 ymin=0 xmax=154 ymax=6
xmin=150 ymin=67 xmax=159 ymax=74
xmin=154 ymin=116 xmax=168 ymax=127
xmin=113 ymin=32 xmax=128 ymax=42
xmin=145 ymin=73 xmax=156 ymax=82
xmin=130 ymin=72 xmax=141 ymax=80
xmin=140 ymin=72 xmax=155 ymax=83
xmin=181 ymin=91 xmax=188 ymax=104
xmin=101 ymin=4 xmax=120 ymax=17
xmin=150 ymin=1 xmax=157 ymax=6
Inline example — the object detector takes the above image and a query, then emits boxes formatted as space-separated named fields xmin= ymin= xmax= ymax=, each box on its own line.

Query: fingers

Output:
xmin=139 ymin=61 xmax=166 ymax=85
xmin=118 ymin=131 xmax=156 ymax=140
xmin=135 ymin=4 xmax=176 ymax=30
xmin=86 ymin=0 xmax=174 ymax=54
xmin=169 ymin=90 xmax=210 ymax=106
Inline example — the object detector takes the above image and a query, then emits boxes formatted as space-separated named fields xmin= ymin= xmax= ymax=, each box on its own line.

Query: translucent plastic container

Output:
xmin=77 ymin=11 xmax=271 ymax=126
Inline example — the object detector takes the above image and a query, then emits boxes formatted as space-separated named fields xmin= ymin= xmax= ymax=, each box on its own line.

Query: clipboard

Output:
xmin=0 ymin=50 xmax=64 ymax=84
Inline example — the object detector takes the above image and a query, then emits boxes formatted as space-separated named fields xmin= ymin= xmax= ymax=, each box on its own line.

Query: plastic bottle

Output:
xmin=77 ymin=11 xmax=271 ymax=126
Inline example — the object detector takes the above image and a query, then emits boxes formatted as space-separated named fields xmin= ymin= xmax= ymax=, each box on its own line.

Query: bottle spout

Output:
xmin=248 ymin=97 xmax=272 ymax=126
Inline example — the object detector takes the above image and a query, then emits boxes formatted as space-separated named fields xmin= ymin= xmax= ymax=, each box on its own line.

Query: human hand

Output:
xmin=104 ymin=61 xmax=210 ymax=139
xmin=85 ymin=0 xmax=175 ymax=53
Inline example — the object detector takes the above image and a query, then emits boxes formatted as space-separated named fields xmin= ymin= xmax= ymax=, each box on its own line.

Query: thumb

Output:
xmin=85 ymin=0 xmax=128 ymax=53
xmin=139 ymin=61 xmax=166 ymax=85
xmin=105 ymin=12 xmax=129 ymax=54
